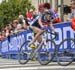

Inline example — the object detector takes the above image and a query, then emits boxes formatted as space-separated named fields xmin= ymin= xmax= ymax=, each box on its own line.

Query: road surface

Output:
xmin=0 ymin=58 xmax=75 ymax=70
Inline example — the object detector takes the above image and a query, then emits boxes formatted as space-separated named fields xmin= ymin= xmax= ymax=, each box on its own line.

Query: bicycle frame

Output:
xmin=18 ymin=29 xmax=57 ymax=65
xmin=29 ymin=30 xmax=56 ymax=59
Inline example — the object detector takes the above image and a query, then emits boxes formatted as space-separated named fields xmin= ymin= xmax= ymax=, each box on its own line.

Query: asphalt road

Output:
xmin=0 ymin=58 xmax=75 ymax=70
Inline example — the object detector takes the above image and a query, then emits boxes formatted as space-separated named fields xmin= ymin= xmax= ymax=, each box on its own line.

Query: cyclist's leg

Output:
xmin=37 ymin=36 xmax=42 ymax=43
xmin=29 ymin=26 xmax=43 ymax=44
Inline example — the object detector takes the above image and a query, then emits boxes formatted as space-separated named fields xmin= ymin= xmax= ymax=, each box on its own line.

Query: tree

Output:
xmin=0 ymin=0 xmax=35 ymax=30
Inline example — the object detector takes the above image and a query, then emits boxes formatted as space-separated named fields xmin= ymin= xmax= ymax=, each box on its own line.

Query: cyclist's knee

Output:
xmin=39 ymin=29 xmax=43 ymax=34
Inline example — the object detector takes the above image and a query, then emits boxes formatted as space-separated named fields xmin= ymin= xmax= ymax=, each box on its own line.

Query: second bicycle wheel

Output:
xmin=57 ymin=38 xmax=75 ymax=66
xmin=18 ymin=41 xmax=30 ymax=64
xmin=38 ymin=39 xmax=56 ymax=65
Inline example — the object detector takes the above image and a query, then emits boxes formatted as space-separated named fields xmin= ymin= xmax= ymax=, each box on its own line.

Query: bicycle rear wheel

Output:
xmin=38 ymin=39 xmax=56 ymax=65
xmin=18 ymin=41 xmax=30 ymax=64
xmin=57 ymin=38 xmax=75 ymax=66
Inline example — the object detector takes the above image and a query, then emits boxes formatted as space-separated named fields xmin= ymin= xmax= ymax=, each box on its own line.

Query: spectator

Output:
xmin=11 ymin=20 xmax=19 ymax=34
xmin=4 ymin=25 xmax=10 ymax=37
xmin=1 ymin=30 xmax=6 ymax=39
xmin=26 ymin=9 xmax=33 ymax=20
xmin=19 ymin=14 xmax=25 ymax=24
xmin=17 ymin=18 xmax=23 ymax=30
xmin=11 ymin=19 xmax=25 ymax=34
xmin=70 ymin=0 xmax=75 ymax=18
xmin=67 ymin=0 xmax=75 ymax=21
xmin=0 ymin=32 xmax=3 ymax=41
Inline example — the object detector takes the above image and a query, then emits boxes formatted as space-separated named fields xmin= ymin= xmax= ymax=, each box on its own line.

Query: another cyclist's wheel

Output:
xmin=38 ymin=39 xmax=56 ymax=65
xmin=18 ymin=41 xmax=30 ymax=64
xmin=57 ymin=38 xmax=75 ymax=66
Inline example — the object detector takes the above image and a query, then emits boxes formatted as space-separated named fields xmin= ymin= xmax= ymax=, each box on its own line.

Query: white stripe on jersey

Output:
xmin=29 ymin=16 xmax=39 ymax=26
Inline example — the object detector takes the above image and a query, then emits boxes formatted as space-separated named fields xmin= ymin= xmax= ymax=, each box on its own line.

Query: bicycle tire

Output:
xmin=57 ymin=38 xmax=75 ymax=66
xmin=38 ymin=39 xmax=56 ymax=65
xmin=18 ymin=40 xmax=30 ymax=64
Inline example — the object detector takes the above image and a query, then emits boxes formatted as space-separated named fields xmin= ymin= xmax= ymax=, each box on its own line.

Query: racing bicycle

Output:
xmin=18 ymin=28 xmax=57 ymax=65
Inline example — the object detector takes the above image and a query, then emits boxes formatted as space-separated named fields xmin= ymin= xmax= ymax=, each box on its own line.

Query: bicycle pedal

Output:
xmin=30 ymin=44 xmax=36 ymax=48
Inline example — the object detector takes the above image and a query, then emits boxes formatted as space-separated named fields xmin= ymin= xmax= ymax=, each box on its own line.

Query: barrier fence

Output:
xmin=0 ymin=22 xmax=75 ymax=59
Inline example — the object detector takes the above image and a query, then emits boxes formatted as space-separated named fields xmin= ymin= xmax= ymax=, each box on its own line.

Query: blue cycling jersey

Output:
xmin=40 ymin=13 xmax=51 ymax=26
xmin=26 ymin=15 xmax=40 ymax=28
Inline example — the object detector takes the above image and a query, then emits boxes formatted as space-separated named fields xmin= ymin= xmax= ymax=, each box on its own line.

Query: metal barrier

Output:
xmin=0 ymin=22 xmax=75 ymax=59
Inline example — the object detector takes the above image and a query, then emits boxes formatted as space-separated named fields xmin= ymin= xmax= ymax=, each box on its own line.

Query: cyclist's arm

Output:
xmin=49 ymin=22 xmax=56 ymax=32
xmin=38 ymin=17 xmax=44 ymax=27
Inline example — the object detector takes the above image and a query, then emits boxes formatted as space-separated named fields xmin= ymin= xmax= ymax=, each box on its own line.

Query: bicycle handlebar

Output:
xmin=47 ymin=31 xmax=58 ymax=40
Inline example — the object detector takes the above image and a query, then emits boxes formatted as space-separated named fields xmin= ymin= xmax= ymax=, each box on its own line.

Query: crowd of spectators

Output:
xmin=0 ymin=15 xmax=25 ymax=41
xmin=0 ymin=0 xmax=75 ymax=41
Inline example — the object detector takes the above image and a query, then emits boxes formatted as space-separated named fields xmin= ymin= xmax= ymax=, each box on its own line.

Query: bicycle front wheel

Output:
xmin=18 ymin=41 xmax=30 ymax=64
xmin=57 ymin=38 xmax=75 ymax=66
xmin=38 ymin=39 xmax=56 ymax=65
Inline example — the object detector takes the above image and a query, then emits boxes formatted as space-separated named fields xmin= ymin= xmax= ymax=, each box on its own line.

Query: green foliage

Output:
xmin=0 ymin=0 xmax=35 ymax=31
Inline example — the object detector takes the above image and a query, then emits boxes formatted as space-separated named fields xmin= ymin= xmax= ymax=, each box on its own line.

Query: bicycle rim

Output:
xmin=38 ymin=39 xmax=56 ymax=65
xmin=57 ymin=38 xmax=75 ymax=66
xmin=18 ymin=41 xmax=30 ymax=64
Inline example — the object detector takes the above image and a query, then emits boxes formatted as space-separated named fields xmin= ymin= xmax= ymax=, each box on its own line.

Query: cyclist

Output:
xmin=38 ymin=3 xmax=57 ymax=33
xmin=38 ymin=10 xmax=57 ymax=34
xmin=44 ymin=3 xmax=61 ymax=24
xmin=25 ymin=9 xmax=44 ymax=46
xmin=24 ymin=5 xmax=57 ymax=47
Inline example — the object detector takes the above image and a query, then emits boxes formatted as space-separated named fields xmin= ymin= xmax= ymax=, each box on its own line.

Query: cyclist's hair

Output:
xmin=44 ymin=3 xmax=51 ymax=9
xmin=38 ymin=3 xmax=44 ymax=10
